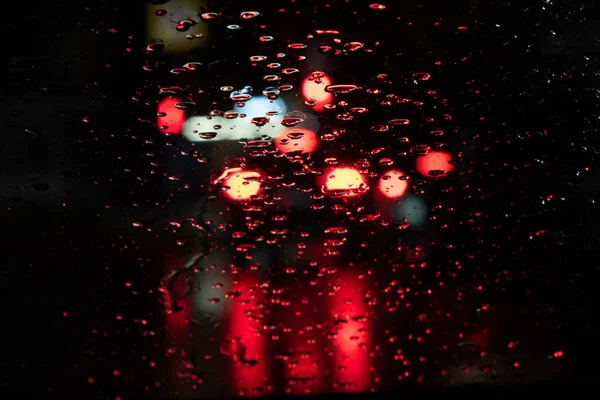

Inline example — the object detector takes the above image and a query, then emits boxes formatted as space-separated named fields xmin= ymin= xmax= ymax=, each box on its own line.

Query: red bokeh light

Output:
xmin=216 ymin=168 xmax=263 ymax=201
xmin=157 ymin=97 xmax=185 ymax=135
xmin=415 ymin=151 xmax=454 ymax=178
xmin=378 ymin=169 xmax=408 ymax=199
xmin=275 ymin=128 xmax=319 ymax=154
xmin=320 ymin=167 xmax=368 ymax=197
xmin=302 ymin=73 xmax=333 ymax=111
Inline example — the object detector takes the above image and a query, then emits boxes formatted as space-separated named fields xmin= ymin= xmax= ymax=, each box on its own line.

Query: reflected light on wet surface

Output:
xmin=329 ymin=269 xmax=371 ymax=393
xmin=281 ymin=295 xmax=325 ymax=395
xmin=227 ymin=274 xmax=269 ymax=397
xmin=415 ymin=151 xmax=454 ymax=178
xmin=157 ymin=97 xmax=185 ymax=135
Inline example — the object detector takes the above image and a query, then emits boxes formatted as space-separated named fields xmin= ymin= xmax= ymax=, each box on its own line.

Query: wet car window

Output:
xmin=5 ymin=0 xmax=597 ymax=397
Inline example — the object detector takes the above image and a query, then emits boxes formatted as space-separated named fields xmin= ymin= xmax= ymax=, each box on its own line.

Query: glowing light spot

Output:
xmin=157 ymin=97 xmax=185 ymax=135
xmin=302 ymin=73 xmax=333 ymax=112
xmin=378 ymin=169 xmax=408 ymax=199
xmin=275 ymin=128 xmax=318 ymax=154
xmin=415 ymin=151 xmax=454 ymax=178
xmin=320 ymin=167 xmax=368 ymax=197
xmin=219 ymin=169 xmax=263 ymax=200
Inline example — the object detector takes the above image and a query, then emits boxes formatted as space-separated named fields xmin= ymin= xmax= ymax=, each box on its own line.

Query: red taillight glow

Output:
xmin=415 ymin=151 xmax=454 ymax=178
xmin=157 ymin=97 xmax=185 ymax=135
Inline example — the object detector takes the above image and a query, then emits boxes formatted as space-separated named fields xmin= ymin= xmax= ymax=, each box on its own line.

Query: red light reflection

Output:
xmin=378 ymin=169 xmax=408 ymax=199
xmin=415 ymin=151 xmax=454 ymax=178
xmin=227 ymin=275 xmax=269 ymax=397
xmin=281 ymin=297 xmax=324 ymax=395
xmin=215 ymin=168 xmax=263 ymax=201
xmin=302 ymin=73 xmax=333 ymax=111
xmin=320 ymin=167 xmax=368 ymax=197
xmin=329 ymin=269 xmax=371 ymax=392
xmin=275 ymin=128 xmax=319 ymax=154
xmin=157 ymin=97 xmax=185 ymax=135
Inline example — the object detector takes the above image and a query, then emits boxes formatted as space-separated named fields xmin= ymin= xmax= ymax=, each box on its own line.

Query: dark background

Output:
xmin=3 ymin=0 xmax=599 ymax=397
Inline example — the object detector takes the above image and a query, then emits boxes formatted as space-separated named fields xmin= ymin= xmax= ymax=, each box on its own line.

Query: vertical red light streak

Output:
xmin=281 ymin=288 xmax=325 ymax=395
xmin=329 ymin=269 xmax=371 ymax=392
xmin=228 ymin=274 xmax=269 ymax=397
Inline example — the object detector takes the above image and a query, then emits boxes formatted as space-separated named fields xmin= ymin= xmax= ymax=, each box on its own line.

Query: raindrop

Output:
xmin=240 ymin=11 xmax=261 ymax=19
xmin=183 ymin=62 xmax=202 ymax=70
xmin=201 ymin=12 xmax=219 ymax=20
xmin=250 ymin=55 xmax=267 ymax=62
xmin=262 ymin=86 xmax=281 ymax=98
xmin=263 ymin=74 xmax=281 ymax=82
xmin=344 ymin=42 xmax=365 ymax=52
xmin=325 ymin=84 xmax=360 ymax=94
xmin=389 ymin=118 xmax=410 ymax=125
xmin=288 ymin=43 xmax=307 ymax=49
xmin=281 ymin=110 xmax=306 ymax=127
xmin=224 ymin=111 xmax=239 ymax=119
xmin=227 ymin=24 xmax=242 ymax=31
xmin=199 ymin=132 xmax=218 ymax=139
xmin=155 ymin=9 xmax=166 ymax=16
xmin=278 ymin=83 xmax=294 ymax=92
xmin=369 ymin=3 xmax=386 ymax=10
xmin=259 ymin=35 xmax=274 ymax=42
xmin=282 ymin=68 xmax=299 ymax=75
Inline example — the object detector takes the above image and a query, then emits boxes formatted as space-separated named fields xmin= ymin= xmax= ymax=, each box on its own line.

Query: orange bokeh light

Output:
xmin=157 ymin=97 xmax=185 ymax=135
xmin=378 ymin=169 xmax=408 ymax=199
xmin=321 ymin=167 xmax=368 ymax=196
xmin=218 ymin=169 xmax=263 ymax=200
xmin=415 ymin=151 xmax=454 ymax=178
xmin=275 ymin=128 xmax=319 ymax=154
xmin=302 ymin=73 xmax=333 ymax=111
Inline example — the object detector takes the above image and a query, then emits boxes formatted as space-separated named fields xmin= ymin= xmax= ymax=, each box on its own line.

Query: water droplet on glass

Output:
xmin=259 ymin=35 xmax=274 ymax=42
xmin=201 ymin=12 xmax=219 ymax=20
xmin=262 ymin=86 xmax=281 ymax=99
xmin=344 ymin=42 xmax=365 ymax=52
xmin=389 ymin=118 xmax=410 ymax=125
xmin=288 ymin=42 xmax=307 ymax=50
xmin=282 ymin=68 xmax=299 ymax=75
xmin=240 ymin=11 xmax=261 ymax=20
xmin=325 ymin=84 xmax=360 ymax=94
xmin=263 ymin=74 xmax=281 ymax=82
xmin=281 ymin=111 xmax=306 ymax=127
xmin=250 ymin=55 xmax=267 ymax=62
